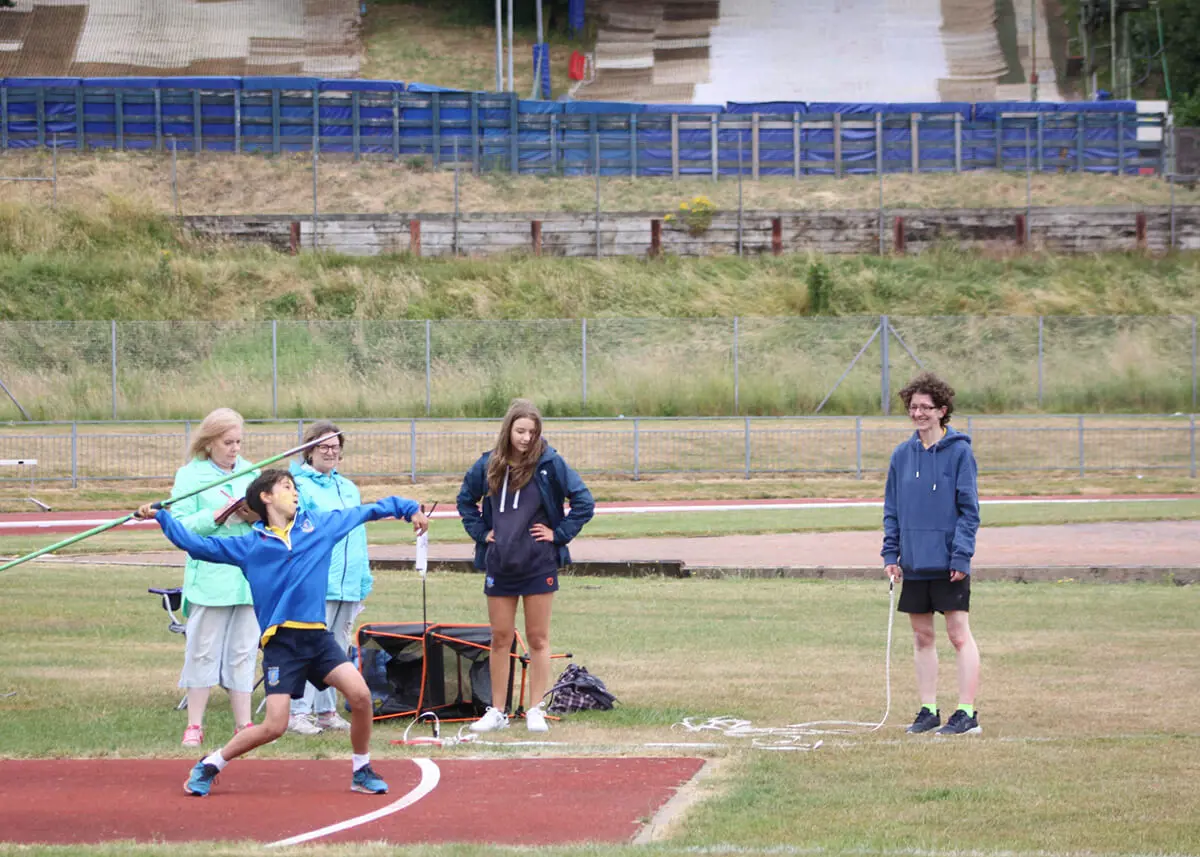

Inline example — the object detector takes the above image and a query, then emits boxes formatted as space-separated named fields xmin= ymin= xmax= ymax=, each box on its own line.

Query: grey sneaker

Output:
xmin=469 ymin=706 xmax=510 ymax=733
xmin=287 ymin=713 xmax=323 ymax=735
xmin=936 ymin=709 xmax=982 ymax=735
xmin=316 ymin=711 xmax=351 ymax=731
xmin=906 ymin=707 xmax=941 ymax=734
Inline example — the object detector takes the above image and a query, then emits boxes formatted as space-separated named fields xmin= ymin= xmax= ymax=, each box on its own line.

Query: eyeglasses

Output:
xmin=314 ymin=443 xmax=341 ymax=454
xmin=908 ymin=404 xmax=940 ymax=413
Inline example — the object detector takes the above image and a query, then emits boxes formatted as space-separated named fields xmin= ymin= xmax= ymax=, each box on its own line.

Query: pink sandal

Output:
xmin=181 ymin=724 xmax=204 ymax=747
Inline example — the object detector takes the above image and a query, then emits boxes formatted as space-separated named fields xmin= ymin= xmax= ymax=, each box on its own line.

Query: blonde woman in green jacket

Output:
xmin=172 ymin=408 xmax=261 ymax=747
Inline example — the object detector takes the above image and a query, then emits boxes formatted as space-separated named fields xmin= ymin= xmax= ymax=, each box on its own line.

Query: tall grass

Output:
xmin=2 ymin=201 xmax=1200 ymax=418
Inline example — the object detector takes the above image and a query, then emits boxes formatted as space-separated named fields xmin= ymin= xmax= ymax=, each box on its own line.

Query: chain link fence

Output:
xmin=0 ymin=415 xmax=1196 ymax=488
xmin=1 ymin=316 xmax=1195 ymax=422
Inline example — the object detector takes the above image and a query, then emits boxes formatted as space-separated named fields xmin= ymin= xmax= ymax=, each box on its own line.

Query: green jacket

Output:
xmin=170 ymin=456 xmax=259 ymax=615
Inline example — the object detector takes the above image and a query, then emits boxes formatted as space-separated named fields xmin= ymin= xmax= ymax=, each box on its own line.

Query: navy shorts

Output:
xmin=898 ymin=575 xmax=971 ymax=614
xmin=261 ymin=626 xmax=350 ymax=699
xmin=484 ymin=570 xmax=559 ymax=597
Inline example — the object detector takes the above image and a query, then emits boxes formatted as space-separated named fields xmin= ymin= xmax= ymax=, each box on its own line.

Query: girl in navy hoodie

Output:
xmin=882 ymin=373 xmax=982 ymax=736
xmin=457 ymin=398 xmax=594 ymax=734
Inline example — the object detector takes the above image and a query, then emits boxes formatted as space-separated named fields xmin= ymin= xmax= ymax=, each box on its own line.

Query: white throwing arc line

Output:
xmin=265 ymin=757 xmax=440 ymax=848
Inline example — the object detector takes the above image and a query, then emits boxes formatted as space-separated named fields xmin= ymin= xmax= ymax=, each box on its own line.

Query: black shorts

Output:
xmin=898 ymin=575 xmax=971 ymax=614
xmin=261 ymin=626 xmax=349 ymax=699
xmin=484 ymin=570 xmax=559 ymax=597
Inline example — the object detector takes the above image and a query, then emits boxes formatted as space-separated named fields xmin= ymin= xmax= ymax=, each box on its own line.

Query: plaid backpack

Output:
xmin=545 ymin=664 xmax=617 ymax=714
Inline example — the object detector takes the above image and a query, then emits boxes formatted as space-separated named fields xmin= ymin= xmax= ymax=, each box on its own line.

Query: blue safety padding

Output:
xmin=973 ymin=100 xmax=1137 ymax=119
xmin=724 ymin=102 xmax=808 ymax=115
xmin=405 ymin=82 xmax=462 ymax=93
xmin=241 ymin=77 xmax=320 ymax=91
xmin=318 ymin=79 xmax=404 ymax=92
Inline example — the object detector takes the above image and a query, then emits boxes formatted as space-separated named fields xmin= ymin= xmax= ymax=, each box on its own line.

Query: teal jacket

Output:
xmin=154 ymin=497 xmax=420 ymax=640
xmin=289 ymin=461 xmax=373 ymax=601
xmin=169 ymin=456 xmax=259 ymax=616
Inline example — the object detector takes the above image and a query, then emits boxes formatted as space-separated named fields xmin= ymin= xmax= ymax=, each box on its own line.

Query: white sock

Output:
xmin=202 ymin=751 xmax=228 ymax=771
xmin=352 ymin=753 xmax=370 ymax=772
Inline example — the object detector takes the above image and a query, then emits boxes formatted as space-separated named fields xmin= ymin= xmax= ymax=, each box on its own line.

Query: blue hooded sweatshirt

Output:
xmin=154 ymin=496 xmax=419 ymax=643
xmin=289 ymin=461 xmax=373 ymax=602
xmin=881 ymin=426 xmax=980 ymax=579
xmin=457 ymin=443 xmax=594 ymax=571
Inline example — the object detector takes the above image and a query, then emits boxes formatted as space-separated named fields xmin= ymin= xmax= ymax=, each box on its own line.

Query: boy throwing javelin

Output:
xmin=136 ymin=469 xmax=429 ymax=797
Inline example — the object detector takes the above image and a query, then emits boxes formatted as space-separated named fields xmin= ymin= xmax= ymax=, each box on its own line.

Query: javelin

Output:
xmin=0 ymin=431 xmax=339 ymax=574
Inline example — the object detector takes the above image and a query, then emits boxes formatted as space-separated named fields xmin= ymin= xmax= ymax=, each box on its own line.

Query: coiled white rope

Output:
xmin=672 ymin=582 xmax=897 ymax=751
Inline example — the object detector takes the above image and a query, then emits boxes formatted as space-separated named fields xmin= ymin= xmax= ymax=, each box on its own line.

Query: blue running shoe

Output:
xmin=184 ymin=760 xmax=220 ymax=797
xmin=351 ymin=764 xmax=388 ymax=794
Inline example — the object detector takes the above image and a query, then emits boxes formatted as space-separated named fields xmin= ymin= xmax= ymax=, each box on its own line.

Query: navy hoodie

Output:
xmin=457 ymin=443 xmax=594 ymax=571
xmin=881 ymin=426 xmax=980 ymax=578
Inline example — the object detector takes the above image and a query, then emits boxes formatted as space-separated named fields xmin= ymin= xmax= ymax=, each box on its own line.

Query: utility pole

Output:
xmin=1030 ymin=0 xmax=1038 ymax=101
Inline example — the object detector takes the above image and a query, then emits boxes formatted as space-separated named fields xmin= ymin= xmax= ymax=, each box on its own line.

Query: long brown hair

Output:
xmin=486 ymin=398 xmax=546 ymax=496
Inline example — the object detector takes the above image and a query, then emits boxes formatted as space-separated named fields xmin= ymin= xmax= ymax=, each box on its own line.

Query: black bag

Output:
xmin=545 ymin=664 xmax=617 ymax=714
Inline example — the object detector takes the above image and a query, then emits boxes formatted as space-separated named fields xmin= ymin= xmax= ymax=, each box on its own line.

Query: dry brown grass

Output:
xmin=2 ymin=149 xmax=1196 ymax=217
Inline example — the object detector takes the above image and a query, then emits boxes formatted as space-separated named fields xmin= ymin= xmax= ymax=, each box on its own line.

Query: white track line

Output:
xmin=265 ymin=757 xmax=440 ymax=848
xmin=0 ymin=497 xmax=1184 ymax=532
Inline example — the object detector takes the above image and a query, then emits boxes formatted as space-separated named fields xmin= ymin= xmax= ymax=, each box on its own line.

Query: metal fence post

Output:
xmin=271 ymin=320 xmax=278 ymax=419
xmin=1170 ymin=174 xmax=1177 ymax=250
xmin=953 ymin=113 xmax=962 ymax=172
xmin=710 ymin=114 xmax=719 ymax=182
xmin=1191 ymin=414 xmax=1197 ymax=479
xmin=312 ymin=135 xmax=319 ymax=251
xmin=1078 ymin=415 xmax=1085 ymax=476
xmin=425 ymin=320 xmax=432 ymax=416
xmin=71 ymin=421 xmax=78 ymax=488
xmin=880 ymin=314 xmax=890 ymax=415
xmin=453 ymin=137 xmax=460 ymax=256
xmin=876 ymin=113 xmax=885 ymax=255
xmin=171 ymin=139 xmax=180 ymax=217
xmin=581 ymin=318 xmax=588 ymax=410
xmin=1025 ymin=125 xmax=1032 ymax=245
xmin=744 ymin=416 xmax=751 ymax=479
xmin=594 ymin=134 xmax=602 ymax=258
xmin=751 ymin=112 xmax=760 ymax=180
xmin=1037 ymin=316 xmax=1044 ymax=407
xmin=633 ymin=420 xmax=643 ymax=480
xmin=671 ymin=113 xmax=680 ymax=179
xmin=733 ymin=316 xmax=740 ymax=414
xmin=410 ymin=419 xmax=417 ymax=483
xmin=110 ymin=320 xmax=117 ymax=419
xmin=736 ymin=134 xmax=744 ymax=256
xmin=855 ymin=416 xmax=863 ymax=479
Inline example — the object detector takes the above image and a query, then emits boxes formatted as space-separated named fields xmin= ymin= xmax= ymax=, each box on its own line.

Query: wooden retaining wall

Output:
xmin=184 ymin=206 xmax=1200 ymax=258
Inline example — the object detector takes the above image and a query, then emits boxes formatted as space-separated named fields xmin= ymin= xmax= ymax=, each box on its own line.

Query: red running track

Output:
xmin=0 ymin=757 xmax=703 ymax=846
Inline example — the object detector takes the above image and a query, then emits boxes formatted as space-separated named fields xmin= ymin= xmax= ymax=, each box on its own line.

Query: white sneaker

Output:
xmin=287 ymin=713 xmax=323 ymax=735
xmin=469 ymin=706 xmax=510 ymax=733
xmin=525 ymin=703 xmax=549 ymax=733
xmin=315 ymin=711 xmax=351 ymax=731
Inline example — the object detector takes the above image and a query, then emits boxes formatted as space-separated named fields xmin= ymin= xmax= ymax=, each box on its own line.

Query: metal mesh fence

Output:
xmin=0 ymin=316 xmax=1196 ymax=422
xmin=1 ymin=415 xmax=1194 ymax=487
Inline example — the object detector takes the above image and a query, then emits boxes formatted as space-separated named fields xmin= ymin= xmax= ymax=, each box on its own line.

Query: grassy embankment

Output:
xmin=2 ymin=196 xmax=1200 ymax=420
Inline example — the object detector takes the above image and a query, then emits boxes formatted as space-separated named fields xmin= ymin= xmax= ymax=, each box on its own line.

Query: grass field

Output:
xmin=0 ymin=564 xmax=1196 ymax=855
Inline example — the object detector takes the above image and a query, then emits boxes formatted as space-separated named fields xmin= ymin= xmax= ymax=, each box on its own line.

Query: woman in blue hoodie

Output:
xmin=286 ymin=421 xmax=371 ymax=736
xmin=457 ymin=398 xmax=594 ymax=735
xmin=882 ymin=372 xmax=982 ymax=736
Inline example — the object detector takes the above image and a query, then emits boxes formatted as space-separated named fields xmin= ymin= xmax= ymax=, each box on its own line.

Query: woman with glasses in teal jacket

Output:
xmin=286 ymin=420 xmax=373 ymax=735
